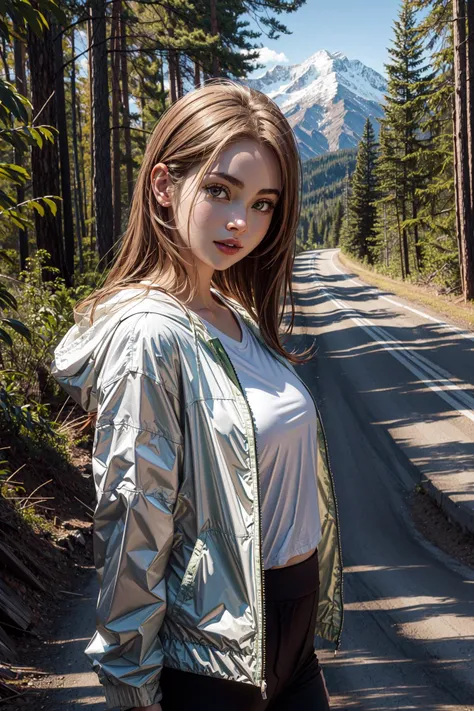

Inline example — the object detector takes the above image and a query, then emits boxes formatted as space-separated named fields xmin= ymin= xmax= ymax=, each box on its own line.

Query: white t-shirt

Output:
xmin=199 ymin=296 xmax=322 ymax=569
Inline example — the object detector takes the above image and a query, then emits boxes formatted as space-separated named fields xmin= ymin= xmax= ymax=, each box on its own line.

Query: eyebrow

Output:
xmin=204 ymin=171 xmax=281 ymax=198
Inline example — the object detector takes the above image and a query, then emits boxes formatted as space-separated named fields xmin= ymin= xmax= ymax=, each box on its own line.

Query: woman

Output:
xmin=51 ymin=79 xmax=343 ymax=711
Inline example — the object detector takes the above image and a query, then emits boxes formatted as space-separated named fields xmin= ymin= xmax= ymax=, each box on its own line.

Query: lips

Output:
xmin=214 ymin=241 xmax=242 ymax=249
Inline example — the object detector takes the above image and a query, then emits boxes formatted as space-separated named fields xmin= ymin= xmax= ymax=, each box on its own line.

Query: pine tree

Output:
xmin=378 ymin=0 xmax=436 ymax=277
xmin=296 ymin=149 xmax=357 ymax=250
xmin=410 ymin=0 xmax=459 ymax=291
xmin=343 ymin=118 xmax=379 ymax=263
xmin=307 ymin=217 xmax=316 ymax=249
xmin=453 ymin=0 xmax=474 ymax=299
xmin=373 ymin=122 xmax=405 ymax=274
xmin=332 ymin=199 xmax=344 ymax=247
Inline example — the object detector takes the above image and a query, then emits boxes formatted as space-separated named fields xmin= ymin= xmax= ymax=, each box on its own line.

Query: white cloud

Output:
xmin=255 ymin=47 xmax=289 ymax=66
xmin=241 ymin=47 xmax=290 ymax=73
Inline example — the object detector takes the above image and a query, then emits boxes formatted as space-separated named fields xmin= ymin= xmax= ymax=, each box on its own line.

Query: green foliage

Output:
xmin=0 ymin=0 xmax=66 ymax=44
xmin=407 ymin=0 xmax=458 ymax=289
xmin=0 ymin=457 xmax=58 ymax=535
xmin=1 ymin=250 xmax=91 ymax=395
xmin=297 ymin=149 xmax=357 ymax=252
xmin=373 ymin=0 xmax=439 ymax=278
xmin=0 ymin=2 xmax=66 ymax=258
xmin=0 ymin=2 xmax=84 ymax=463
xmin=0 ymin=375 xmax=55 ymax=439
xmin=341 ymin=118 xmax=380 ymax=263
xmin=334 ymin=0 xmax=459 ymax=292
xmin=0 ymin=249 xmax=31 ymax=351
xmin=0 ymin=251 xmax=92 ymax=453
xmin=18 ymin=504 xmax=56 ymax=533
xmin=0 ymin=77 xmax=61 ymax=233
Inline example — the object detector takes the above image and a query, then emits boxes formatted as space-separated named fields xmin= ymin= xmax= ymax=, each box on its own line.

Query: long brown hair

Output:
xmin=77 ymin=79 xmax=314 ymax=364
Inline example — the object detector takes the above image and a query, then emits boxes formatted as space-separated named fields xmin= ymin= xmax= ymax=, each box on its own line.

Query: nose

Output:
xmin=226 ymin=217 xmax=247 ymax=233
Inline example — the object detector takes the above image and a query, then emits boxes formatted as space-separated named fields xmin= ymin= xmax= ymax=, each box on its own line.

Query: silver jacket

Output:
xmin=51 ymin=286 xmax=343 ymax=710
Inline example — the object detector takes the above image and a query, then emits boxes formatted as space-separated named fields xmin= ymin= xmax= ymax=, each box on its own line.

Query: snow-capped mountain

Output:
xmin=246 ymin=49 xmax=387 ymax=160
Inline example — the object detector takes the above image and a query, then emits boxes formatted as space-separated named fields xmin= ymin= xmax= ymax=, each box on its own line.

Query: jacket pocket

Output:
xmin=170 ymin=532 xmax=208 ymax=614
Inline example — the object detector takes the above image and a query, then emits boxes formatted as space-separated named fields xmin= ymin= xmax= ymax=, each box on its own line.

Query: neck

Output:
xmin=151 ymin=264 xmax=220 ymax=313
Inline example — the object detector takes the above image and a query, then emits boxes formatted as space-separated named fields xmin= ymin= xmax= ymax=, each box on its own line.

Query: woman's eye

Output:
xmin=254 ymin=200 xmax=276 ymax=213
xmin=204 ymin=184 xmax=229 ymax=199
xmin=203 ymin=184 xmax=276 ymax=213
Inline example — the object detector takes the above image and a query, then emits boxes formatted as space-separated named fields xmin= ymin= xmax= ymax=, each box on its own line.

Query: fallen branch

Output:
xmin=20 ymin=479 xmax=53 ymax=510
xmin=58 ymin=589 xmax=84 ymax=596
xmin=0 ymin=689 xmax=30 ymax=704
xmin=0 ymin=542 xmax=45 ymax=592
xmin=74 ymin=495 xmax=94 ymax=513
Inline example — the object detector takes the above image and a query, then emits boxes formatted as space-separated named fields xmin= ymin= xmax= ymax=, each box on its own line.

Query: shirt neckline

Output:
xmin=199 ymin=289 xmax=249 ymax=350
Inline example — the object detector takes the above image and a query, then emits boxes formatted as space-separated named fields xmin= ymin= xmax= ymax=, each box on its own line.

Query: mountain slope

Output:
xmin=246 ymin=49 xmax=387 ymax=160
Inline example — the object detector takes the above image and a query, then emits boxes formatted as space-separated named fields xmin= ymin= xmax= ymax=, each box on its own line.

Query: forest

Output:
xmin=0 ymin=0 xmax=313 ymax=688
xmin=0 ymin=0 xmax=473 ymax=696
xmin=318 ymin=0 xmax=474 ymax=301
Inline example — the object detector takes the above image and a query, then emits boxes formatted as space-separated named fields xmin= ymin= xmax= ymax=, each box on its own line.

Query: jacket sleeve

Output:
xmin=85 ymin=312 xmax=184 ymax=710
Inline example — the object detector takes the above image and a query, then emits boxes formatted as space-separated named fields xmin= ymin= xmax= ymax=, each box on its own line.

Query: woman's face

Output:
xmin=151 ymin=139 xmax=282 ymax=273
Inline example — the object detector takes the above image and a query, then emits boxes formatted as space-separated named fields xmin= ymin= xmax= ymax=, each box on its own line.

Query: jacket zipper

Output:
xmin=211 ymin=338 xmax=268 ymax=698
xmin=211 ymin=297 xmax=344 ymax=651
xmin=239 ymin=313 xmax=344 ymax=650
xmin=288 ymin=368 xmax=344 ymax=650
xmin=317 ymin=404 xmax=344 ymax=651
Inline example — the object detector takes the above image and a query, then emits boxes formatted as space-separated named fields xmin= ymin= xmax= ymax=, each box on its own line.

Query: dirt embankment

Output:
xmin=0 ymin=403 xmax=95 ymax=708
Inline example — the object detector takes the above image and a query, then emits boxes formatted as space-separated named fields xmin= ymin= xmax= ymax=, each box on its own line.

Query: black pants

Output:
xmin=160 ymin=547 xmax=330 ymax=710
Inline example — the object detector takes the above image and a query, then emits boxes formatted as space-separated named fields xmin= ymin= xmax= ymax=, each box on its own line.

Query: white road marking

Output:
xmin=312 ymin=257 xmax=474 ymax=423
xmin=327 ymin=249 xmax=474 ymax=342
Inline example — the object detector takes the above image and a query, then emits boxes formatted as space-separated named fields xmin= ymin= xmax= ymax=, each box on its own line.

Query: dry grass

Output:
xmin=337 ymin=251 xmax=474 ymax=332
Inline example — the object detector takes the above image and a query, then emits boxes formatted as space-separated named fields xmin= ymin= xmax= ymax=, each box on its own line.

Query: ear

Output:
xmin=151 ymin=162 xmax=173 ymax=207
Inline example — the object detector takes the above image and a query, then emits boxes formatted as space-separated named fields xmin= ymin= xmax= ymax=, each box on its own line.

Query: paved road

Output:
xmin=307 ymin=249 xmax=474 ymax=534
xmin=35 ymin=249 xmax=474 ymax=710
xmin=32 ymin=569 xmax=106 ymax=710
xmin=291 ymin=249 xmax=474 ymax=710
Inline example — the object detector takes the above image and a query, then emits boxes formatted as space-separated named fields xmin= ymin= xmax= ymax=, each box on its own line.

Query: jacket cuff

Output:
xmin=102 ymin=680 xmax=163 ymax=709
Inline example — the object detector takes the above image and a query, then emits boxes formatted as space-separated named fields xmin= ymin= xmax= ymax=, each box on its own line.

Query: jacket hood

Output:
xmin=51 ymin=284 xmax=193 ymax=412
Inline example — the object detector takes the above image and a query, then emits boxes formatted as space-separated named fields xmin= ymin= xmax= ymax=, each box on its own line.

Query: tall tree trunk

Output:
xmin=453 ymin=98 xmax=465 ymax=289
xmin=27 ymin=5 xmax=69 ymax=285
xmin=168 ymin=49 xmax=177 ymax=103
xmin=13 ymin=31 xmax=28 ymax=271
xmin=87 ymin=8 xmax=96 ymax=259
xmin=466 ymin=0 xmax=474 ymax=217
xmin=402 ymin=129 xmax=410 ymax=277
xmin=72 ymin=155 xmax=81 ymax=272
xmin=70 ymin=29 xmax=85 ymax=273
xmin=77 ymin=95 xmax=89 ymax=235
xmin=53 ymin=21 xmax=75 ymax=284
xmin=120 ymin=8 xmax=133 ymax=208
xmin=401 ymin=186 xmax=410 ymax=276
xmin=453 ymin=0 xmax=474 ymax=300
xmin=194 ymin=59 xmax=201 ymax=88
xmin=111 ymin=0 xmax=122 ymax=241
xmin=210 ymin=0 xmax=220 ymax=76
xmin=175 ymin=52 xmax=183 ymax=98
xmin=91 ymin=0 xmax=115 ymax=266
xmin=159 ymin=50 xmax=165 ymax=94
xmin=395 ymin=198 xmax=405 ymax=280
xmin=412 ymin=188 xmax=422 ymax=271
xmin=140 ymin=92 xmax=145 ymax=130
xmin=1 ymin=37 xmax=11 ymax=80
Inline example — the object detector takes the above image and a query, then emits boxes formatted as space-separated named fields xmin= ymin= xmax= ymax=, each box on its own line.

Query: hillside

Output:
xmin=247 ymin=49 xmax=386 ymax=159
xmin=296 ymin=147 xmax=357 ymax=251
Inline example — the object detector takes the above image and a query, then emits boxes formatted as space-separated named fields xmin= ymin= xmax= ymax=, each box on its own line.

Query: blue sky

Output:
xmin=245 ymin=0 xmax=427 ymax=79
xmin=76 ymin=0 xmax=429 ymax=84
